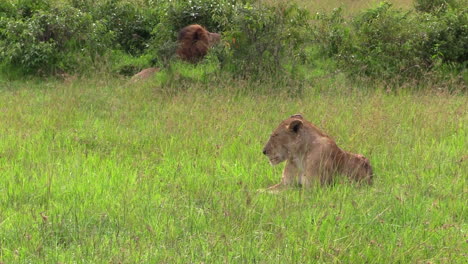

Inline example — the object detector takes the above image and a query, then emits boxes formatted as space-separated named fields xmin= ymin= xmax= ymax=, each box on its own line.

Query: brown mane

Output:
xmin=176 ymin=24 xmax=220 ymax=63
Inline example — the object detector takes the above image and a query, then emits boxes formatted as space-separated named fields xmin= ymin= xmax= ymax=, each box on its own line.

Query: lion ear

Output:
xmin=290 ymin=114 xmax=303 ymax=119
xmin=289 ymin=119 xmax=303 ymax=133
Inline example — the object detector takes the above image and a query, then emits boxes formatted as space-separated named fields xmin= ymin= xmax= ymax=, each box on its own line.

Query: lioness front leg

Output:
xmin=301 ymin=156 xmax=328 ymax=188
xmin=267 ymin=160 xmax=298 ymax=191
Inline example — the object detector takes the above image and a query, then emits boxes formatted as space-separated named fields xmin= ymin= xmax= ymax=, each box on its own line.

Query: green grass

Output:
xmin=0 ymin=74 xmax=466 ymax=263
xmin=262 ymin=0 xmax=413 ymax=14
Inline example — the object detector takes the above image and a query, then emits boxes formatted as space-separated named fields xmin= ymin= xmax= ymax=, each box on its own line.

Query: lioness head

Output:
xmin=262 ymin=114 xmax=304 ymax=165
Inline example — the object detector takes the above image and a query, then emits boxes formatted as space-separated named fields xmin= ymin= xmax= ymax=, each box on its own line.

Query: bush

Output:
xmin=422 ymin=6 xmax=468 ymax=65
xmin=160 ymin=0 xmax=241 ymax=32
xmin=312 ymin=7 xmax=350 ymax=57
xmin=92 ymin=0 xmax=157 ymax=55
xmin=313 ymin=1 xmax=467 ymax=81
xmin=348 ymin=2 xmax=429 ymax=79
xmin=14 ymin=0 xmax=50 ymax=18
xmin=0 ymin=0 xmax=156 ymax=74
xmin=149 ymin=0 xmax=311 ymax=77
xmin=0 ymin=0 xmax=465 ymax=84
xmin=414 ymin=0 xmax=459 ymax=13
xmin=220 ymin=3 xmax=311 ymax=76
xmin=0 ymin=17 xmax=57 ymax=73
xmin=0 ymin=5 xmax=113 ymax=74
xmin=0 ymin=1 xmax=15 ymax=18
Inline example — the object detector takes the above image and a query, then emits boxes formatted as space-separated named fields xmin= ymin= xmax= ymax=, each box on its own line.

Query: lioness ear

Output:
xmin=289 ymin=119 xmax=303 ymax=133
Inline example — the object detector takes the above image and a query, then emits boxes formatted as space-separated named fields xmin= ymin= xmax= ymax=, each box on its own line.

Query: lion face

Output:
xmin=262 ymin=117 xmax=304 ymax=165
xmin=208 ymin=32 xmax=221 ymax=46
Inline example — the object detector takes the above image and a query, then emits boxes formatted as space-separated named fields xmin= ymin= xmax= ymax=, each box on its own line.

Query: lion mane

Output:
xmin=176 ymin=24 xmax=221 ymax=63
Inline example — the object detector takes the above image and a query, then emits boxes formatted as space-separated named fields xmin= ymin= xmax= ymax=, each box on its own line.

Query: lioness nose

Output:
xmin=262 ymin=149 xmax=267 ymax=155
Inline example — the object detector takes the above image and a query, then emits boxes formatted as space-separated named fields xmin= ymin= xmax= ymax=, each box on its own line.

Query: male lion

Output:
xmin=262 ymin=114 xmax=373 ymax=191
xmin=176 ymin=24 xmax=221 ymax=63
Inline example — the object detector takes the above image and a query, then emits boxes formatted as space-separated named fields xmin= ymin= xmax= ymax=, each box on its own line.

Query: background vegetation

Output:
xmin=0 ymin=0 xmax=466 ymax=86
xmin=0 ymin=0 xmax=467 ymax=263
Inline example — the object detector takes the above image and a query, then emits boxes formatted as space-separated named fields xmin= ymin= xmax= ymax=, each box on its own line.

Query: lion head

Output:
xmin=177 ymin=24 xmax=221 ymax=63
xmin=208 ymin=32 xmax=221 ymax=45
xmin=262 ymin=114 xmax=305 ymax=165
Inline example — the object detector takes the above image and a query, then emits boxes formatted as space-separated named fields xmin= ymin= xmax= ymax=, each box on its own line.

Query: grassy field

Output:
xmin=0 ymin=73 xmax=466 ymax=263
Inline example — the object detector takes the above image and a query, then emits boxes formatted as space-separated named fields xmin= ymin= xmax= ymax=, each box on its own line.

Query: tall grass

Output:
xmin=262 ymin=0 xmax=413 ymax=14
xmin=0 ymin=75 xmax=466 ymax=262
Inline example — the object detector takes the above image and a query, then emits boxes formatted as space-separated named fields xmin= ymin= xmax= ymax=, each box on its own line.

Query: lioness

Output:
xmin=262 ymin=114 xmax=373 ymax=190
xmin=130 ymin=67 xmax=160 ymax=83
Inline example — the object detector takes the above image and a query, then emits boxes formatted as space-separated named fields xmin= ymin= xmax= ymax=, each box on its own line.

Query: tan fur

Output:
xmin=176 ymin=24 xmax=221 ymax=63
xmin=130 ymin=67 xmax=160 ymax=82
xmin=262 ymin=114 xmax=373 ymax=191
